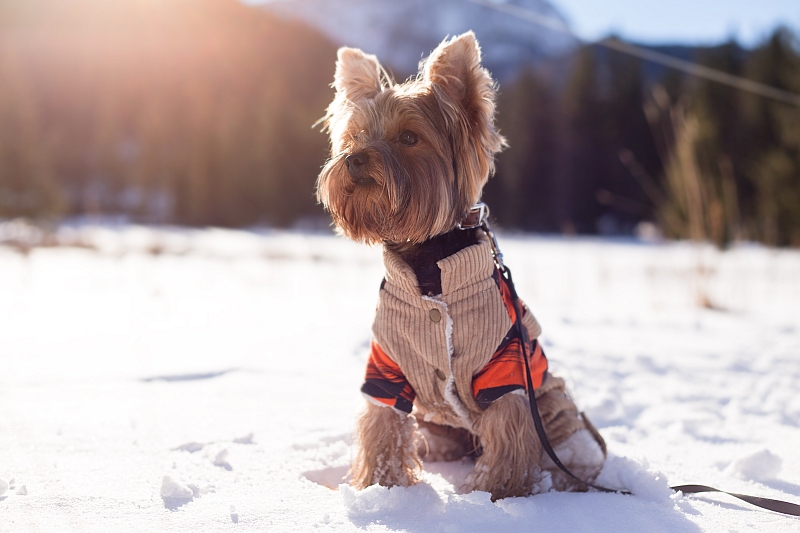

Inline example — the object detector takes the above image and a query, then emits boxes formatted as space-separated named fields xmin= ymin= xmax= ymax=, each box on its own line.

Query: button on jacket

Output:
xmin=362 ymin=235 xmax=547 ymax=430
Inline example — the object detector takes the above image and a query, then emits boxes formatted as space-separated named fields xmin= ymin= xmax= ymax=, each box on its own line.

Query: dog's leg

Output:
xmin=350 ymin=402 xmax=421 ymax=489
xmin=543 ymin=426 xmax=606 ymax=492
xmin=535 ymin=377 xmax=606 ymax=492
xmin=465 ymin=392 xmax=542 ymax=501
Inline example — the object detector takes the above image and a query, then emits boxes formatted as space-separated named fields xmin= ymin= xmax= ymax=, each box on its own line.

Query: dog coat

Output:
xmin=362 ymin=235 xmax=548 ymax=430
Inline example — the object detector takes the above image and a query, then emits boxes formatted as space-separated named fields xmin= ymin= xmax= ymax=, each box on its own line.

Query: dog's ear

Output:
xmin=422 ymin=32 xmax=505 ymax=204
xmin=423 ymin=32 xmax=486 ymax=108
xmin=334 ymin=47 xmax=385 ymax=102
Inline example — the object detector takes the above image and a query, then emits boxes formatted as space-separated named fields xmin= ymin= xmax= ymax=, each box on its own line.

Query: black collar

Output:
xmin=392 ymin=227 xmax=481 ymax=296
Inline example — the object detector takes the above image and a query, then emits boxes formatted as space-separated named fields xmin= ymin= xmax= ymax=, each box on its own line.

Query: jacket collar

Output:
xmin=383 ymin=234 xmax=495 ymax=297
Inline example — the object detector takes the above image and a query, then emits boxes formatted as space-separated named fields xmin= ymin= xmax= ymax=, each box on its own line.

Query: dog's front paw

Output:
xmin=465 ymin=393 xmax=543 ymax=500
xmin=465 ymin=456 xmax=544 ymax=501
xmin=350 ymin=402 xmax=421 ymax=489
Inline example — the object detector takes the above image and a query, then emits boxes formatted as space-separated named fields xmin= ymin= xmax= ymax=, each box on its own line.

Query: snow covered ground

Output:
xmin=1 ymin=223 xmax=799 ymax=532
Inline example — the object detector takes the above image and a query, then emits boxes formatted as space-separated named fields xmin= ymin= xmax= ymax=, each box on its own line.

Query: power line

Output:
xmin=600 ymin=38 xmax=800 ymax=106
xmin=467 ymin=0 xmax=800 ymax=107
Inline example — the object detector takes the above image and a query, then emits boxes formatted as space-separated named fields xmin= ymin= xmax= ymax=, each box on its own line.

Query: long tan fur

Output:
xmin=320 ymin=32 xmax=605 ymax=500
xmin=350 ymin=402 xmax=422 ymax=489
xmin=466 ymin=393 xmax=542 ymax=501
xmin=317 ymin=31 xmax=505 ymax=246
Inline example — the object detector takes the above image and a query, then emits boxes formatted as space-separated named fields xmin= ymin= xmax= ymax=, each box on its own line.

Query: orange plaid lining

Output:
xmin=361 ymin=340 xmax=416 ymax=413
xmin=471 ymin=269 xmax=549 ymax=408
xmin=361 ymin=269 xmax=548 ymax=413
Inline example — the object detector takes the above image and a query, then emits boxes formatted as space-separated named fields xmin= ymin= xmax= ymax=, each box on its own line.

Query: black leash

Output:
xmin=502 ymin=264 xmax=630 ymax=495
xmin=671 ymin=485 xmax=800 ymax=517
xmin=466 ymin=204 xmax=800 ymax=517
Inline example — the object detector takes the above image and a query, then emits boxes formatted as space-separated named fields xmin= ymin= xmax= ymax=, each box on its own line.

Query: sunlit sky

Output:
xmin=553 ymin=0 xmax=800 ymax=46
xmin=251 ymin=0 xmax=800 ymax=47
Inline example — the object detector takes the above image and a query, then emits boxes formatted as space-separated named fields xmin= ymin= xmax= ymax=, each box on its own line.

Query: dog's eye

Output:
xmin=399 ymin=130 xmax=418 ymax=146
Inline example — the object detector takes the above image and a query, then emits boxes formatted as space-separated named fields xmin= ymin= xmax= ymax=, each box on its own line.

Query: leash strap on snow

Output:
xmin=479 ymin=216 xmax=800 ymax=515
xmin=671 ymin=485 xmax=800 ymax=516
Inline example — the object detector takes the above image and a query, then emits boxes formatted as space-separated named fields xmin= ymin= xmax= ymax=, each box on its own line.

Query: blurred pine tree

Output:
xmin=1 ymin=0 xmax=798 ymax=247
xmin=741 ymin=29 xmax=800 ymax=246
xmin=488 ymin=67 xmax=558 ymax=231
xmin=560 ymin=45 xmax=608 ymax=234
xmin=0 ymin=53 xmax=63 ymax=218
xmin=0 ymin=0 xmax=335 ymax=226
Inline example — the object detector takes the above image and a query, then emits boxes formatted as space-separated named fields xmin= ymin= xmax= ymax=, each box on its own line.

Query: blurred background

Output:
xmin=1 ymin=0 xmax=799 ymax=247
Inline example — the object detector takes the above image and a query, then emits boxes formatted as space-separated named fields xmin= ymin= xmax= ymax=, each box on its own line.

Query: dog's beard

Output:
xmin=318 ymin=32 xmax=507 ymax=247
xmin=318 ymin=142 xmax=464 ymax=245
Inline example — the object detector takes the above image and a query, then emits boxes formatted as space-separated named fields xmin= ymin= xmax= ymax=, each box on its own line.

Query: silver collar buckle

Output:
xmin=457 ymin=202 xmax=504 ymax=270
xmin=457 ymin=202 xmax=489 ymax=230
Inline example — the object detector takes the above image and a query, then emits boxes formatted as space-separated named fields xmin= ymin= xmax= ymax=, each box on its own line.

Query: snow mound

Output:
xmin=173 ymin=442 xmax=204 ymax=453
xmin=595 ymin=455 xmax=673 ymax=503
xmin=342 ymin=483 xmax=512 ymax=532
xmin=0 ymin=478 xmax=8 ymax=497
xmin=304 ymin=465 xmax=349 ymax=489
xmin=233 ymin=432 xmax=254 ymax=444
xmin=213 ymin=449 xmax=233 ymax=471
xmin=341 ymin=477 xmax=697 ymax=533
xmin=725 ymin=449 xmax=782 ymax=482
xmin=161 ymin=476 xmax=194 ymax=502
xmin=230 ymin=504 xmax=239 ymax=523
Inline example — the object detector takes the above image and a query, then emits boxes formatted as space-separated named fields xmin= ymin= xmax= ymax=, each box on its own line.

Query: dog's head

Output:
xmin=316 ymin=32 xmax=505 ymax=245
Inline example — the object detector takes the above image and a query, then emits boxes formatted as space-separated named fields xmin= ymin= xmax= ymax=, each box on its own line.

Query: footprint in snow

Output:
xmin=173 ymin=442 xmax=205 ymax=453
xmin=172 ymin=432 xmax=254 ymax=454
xmin=303 ymin=466 xmax=350 ymax=490
xmin=160 ymin=475 xmax=216 ymax=509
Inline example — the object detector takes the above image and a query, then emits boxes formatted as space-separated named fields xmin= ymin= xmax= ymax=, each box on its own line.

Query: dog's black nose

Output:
xmin=345 ymin=152 xmax=368 ymax=170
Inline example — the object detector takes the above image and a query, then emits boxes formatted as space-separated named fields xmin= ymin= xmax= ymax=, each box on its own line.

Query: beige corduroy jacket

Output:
xmin=372 ymin=235 xmax=543 ymax=430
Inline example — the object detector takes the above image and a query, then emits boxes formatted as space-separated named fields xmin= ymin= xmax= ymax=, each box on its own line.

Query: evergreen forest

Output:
xmin=1 ymin=0 xmax=799 ymax=247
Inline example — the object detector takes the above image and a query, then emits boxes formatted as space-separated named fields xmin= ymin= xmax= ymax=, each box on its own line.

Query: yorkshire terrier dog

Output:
xmin=317 ymin=32 xmax=606 ymax=500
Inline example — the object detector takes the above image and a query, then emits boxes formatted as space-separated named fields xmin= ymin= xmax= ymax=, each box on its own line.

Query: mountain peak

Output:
xmin=265 ymin=0 xmax=578 ymax=81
